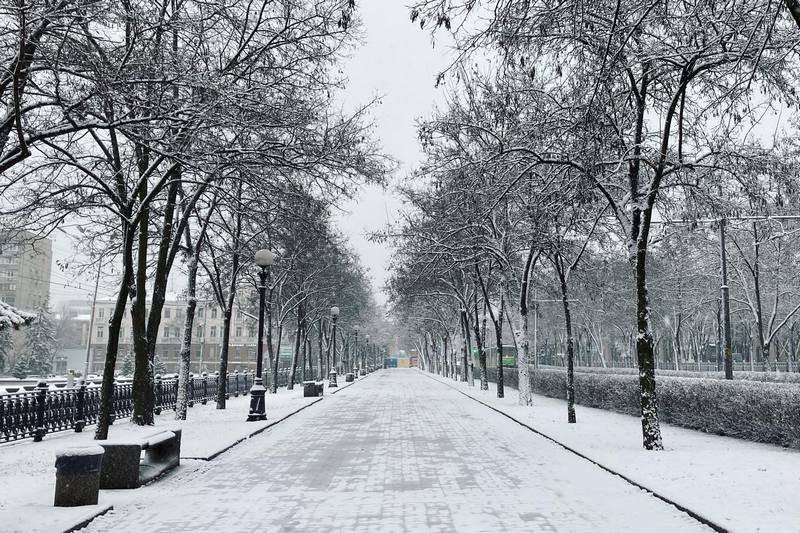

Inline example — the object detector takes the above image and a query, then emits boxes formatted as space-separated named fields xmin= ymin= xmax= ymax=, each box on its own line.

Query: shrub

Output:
xmin=529 ymin=368 xmax=800 ymax=449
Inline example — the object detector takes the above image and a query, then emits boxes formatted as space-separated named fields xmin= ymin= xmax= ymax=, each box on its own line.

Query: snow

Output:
xmin=428 ymin=371 xmax=800 ymax=533
xmin=55 ymin=445 xmax=105 ymax=458
xmin=78 ymin=370 xmax=709 ymax=532
xmin=0 ymin=300 xmax=35 ymax=330
xmin=0 ymin=379 xmax=356 ymax=532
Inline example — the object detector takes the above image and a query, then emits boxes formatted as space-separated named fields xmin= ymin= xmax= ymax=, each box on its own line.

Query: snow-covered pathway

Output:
xmin=82 ymin=369 xmax=710 ymax=532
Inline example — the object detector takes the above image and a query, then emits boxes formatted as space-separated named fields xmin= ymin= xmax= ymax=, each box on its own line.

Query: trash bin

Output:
xmin=303 ymin=381 xmax=317 ymax=397
xmin=54 ymin=445 xmax=105 ymax=506
xmin=345 ymin=372 xmax=355 ymax=382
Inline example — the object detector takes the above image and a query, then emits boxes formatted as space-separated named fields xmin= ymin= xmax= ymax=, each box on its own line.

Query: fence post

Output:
xmin=188 ymin=373 xmax=195 ymax=407
xmin=33 ymin=380 xmax=48 ymax=442
xmin=74 ymin=379 xmax=86 ymax=432
xmin=108 ymin=379 xmax=116 ymax=425
xmin=202 ymin=372 xmax=208 ymax=405
xmin=154 ymin=374 xmax=163 ymax=415
xmin=233 ymin=370 xmax=239 ymax=397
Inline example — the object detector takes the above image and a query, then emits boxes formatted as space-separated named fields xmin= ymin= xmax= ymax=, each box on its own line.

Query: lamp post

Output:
xmin=247 ymin=249 xmax=274 ymax=421
xmin=328 ymin=306 xmax=339 ymax=387
xmin=361 ymin=335 xmax=369 ymax=375
xmin=352 ymin=326 xmax=359 ymax=374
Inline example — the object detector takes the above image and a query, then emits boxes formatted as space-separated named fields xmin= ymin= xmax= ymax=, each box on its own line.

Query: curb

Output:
xmin=182 ymin=371 xmax=373 ymax=460
xmin=182 ymin=396 xmax=325 ymax=461
xmin=62 ymin=504 xmax=114 ymax=533
xmin=67 ymin=372 xmax=376 ymax=532
xmin=422 ymin=371 xmax=729 ymax=533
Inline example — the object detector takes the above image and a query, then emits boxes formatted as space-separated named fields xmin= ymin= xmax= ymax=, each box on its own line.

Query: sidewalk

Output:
xmin=426 ymin=371 xmax=800 ymax=533
xmin=0 ymin=377 xmax=361 ymax=533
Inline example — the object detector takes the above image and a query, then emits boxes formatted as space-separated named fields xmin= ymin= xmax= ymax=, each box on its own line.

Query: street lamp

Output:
xmin=328 ymin=306 xmax=339 ymax=387
xmin=361 ymin=335 xmax=369 ymax=376
xmin=352 ymin=325 xmax=360 ymax=375
xmin=247 ymin=249 xmax=274 ymax=421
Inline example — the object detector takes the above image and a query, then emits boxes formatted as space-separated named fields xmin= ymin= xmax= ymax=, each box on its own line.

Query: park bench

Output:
xmin=97 ymin=428 xmax=182 ymax=489
xmin=303 ymin=381 xmax=324 ymax=397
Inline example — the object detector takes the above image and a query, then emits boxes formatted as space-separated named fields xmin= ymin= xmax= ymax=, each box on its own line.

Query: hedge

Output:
xmin=528 ymin=368 xmax=800 ymax=449
xmin=538 ymin=364 xmax=800 ymax=385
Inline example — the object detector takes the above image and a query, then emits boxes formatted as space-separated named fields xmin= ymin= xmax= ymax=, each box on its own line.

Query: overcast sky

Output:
xmin=332 ymin=1 xmax=451 ymax=305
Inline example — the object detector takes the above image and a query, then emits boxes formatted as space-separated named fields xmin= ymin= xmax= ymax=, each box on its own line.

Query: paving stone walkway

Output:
xmin=83 ymin=369 xmax=710 ymax=532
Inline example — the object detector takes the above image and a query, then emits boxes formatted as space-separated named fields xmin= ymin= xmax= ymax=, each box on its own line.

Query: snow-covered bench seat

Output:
xmin=97 ymin=429 xmax=182 ymax=489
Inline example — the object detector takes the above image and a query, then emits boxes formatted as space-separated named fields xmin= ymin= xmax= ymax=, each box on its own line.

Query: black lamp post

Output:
xmin=247 ymin=249 xmax=274 ymax=421
xmin=361 ymin=335 xmax=369 ymax=375
xmin=352 ymin=326 xmax=359 ymax=374
xmin=328 ymin=306 xmax=339 ymax=387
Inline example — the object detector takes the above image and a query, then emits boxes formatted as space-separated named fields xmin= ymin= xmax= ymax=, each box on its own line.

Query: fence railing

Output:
xmin=0 ymin=370 xmax=253 ymax=443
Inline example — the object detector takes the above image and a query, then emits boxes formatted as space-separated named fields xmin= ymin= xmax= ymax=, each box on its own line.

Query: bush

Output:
xmin=529 ymin=368 xmax=800 ymax=449
xmin=538 ymin=364 xmax=800 ymax=384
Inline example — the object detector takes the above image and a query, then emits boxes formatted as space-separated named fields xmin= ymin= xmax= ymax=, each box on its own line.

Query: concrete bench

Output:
xmin=54 ymin=445 xmax=105 ymax=506
xmin=98 ymin=428 xmax=182 ymax=489
xmin=303 ymin=381 xmax=324 ymax=397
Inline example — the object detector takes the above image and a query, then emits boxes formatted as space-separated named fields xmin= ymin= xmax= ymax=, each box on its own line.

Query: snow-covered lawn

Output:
xmin=427 ymin=371 xmax=800 ymax=533
xmin=0 ymin=378 xmax=359 ymax=533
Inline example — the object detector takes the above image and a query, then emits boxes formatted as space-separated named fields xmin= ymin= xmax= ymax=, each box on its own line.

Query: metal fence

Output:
xmin=0 ymin=371 xmax=253 ymax=443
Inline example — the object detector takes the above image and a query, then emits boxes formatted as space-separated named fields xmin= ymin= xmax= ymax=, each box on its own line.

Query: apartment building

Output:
xmin=0 ymin=231 xmax=52 ymax=310
xmin=86 ymin=299 xmax=283 ymax=375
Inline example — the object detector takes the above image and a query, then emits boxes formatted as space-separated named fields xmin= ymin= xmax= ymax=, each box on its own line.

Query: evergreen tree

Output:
xmin=11 ymin=355 xmax=27 ymax=379
xmin=153 ymin=354 xmax=167 ymax=376
xmin=21 ymin=305 xmax=57 ymax=377
xmin=120 ymin=351 xmax=135 ymax=376
xmin=0 ymin=327 xmax=12 ymax=372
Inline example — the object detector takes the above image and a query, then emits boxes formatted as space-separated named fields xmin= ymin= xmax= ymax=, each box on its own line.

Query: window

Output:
xmin=97 ymin=327 xmax=104 ymax=339
xmin=120 ymin=327 xmax=125 ymax=338
xmin=164 ymin=327 xmax=169 ymax=338
xmin=98 ymin=308 xmax=104 ymax=319
xmin=197 ymin=307 xmax=204 ymax=318
xmin=211 ymin=308 xmax=217 ymax=319
xmin=197 ymin=326 xmax=204 ymax=338
xmin=174 ymin=327 xmax=181 ymax=338
xmin=236 ymin=327 xmax=242 ymax=337
xmin=164 ymin=308 xmax=171 ymax=318
xmin=248 ymin=327 xmax=255 ymax=338
xmin=210 ymin=326 xmax=217 ymax=337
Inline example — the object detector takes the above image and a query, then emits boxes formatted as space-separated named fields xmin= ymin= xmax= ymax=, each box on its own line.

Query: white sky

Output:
xmin=49 ymin=3 xmax=452 ymax=309
xmin=331 ymin=1 xmax=452 ymax=305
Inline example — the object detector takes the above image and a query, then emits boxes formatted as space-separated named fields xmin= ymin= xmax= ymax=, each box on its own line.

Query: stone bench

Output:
xmin=303 ymin=381 xmax=324 ymax=397
xmin=98 ymin=428 xmax=182 ymax=489
xmin=54 ymin=445 xmax=105 ymax=506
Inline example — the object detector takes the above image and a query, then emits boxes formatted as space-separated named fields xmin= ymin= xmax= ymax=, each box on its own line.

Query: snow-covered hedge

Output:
xmin=530 ymin=368 xmax=800 ymax=449
xmin=539 ymin=364 xmax=800 ymax=384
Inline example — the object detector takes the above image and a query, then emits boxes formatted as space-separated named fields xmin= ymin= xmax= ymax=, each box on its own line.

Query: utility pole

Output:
xmin=83 ymin=261 xmax=102 ymax=378
xmin=719 ymin=218 xmax=733 ymax=379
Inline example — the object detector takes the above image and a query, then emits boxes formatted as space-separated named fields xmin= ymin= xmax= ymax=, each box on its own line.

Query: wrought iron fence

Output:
xmin=0 ymin=370 xmax=253 ymax=443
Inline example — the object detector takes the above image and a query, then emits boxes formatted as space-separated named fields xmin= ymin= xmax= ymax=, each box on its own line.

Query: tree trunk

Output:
xmin=131 ymin=162 xmax=153 ymax=426
xmin=635 ymin=236 xmax=663 ymax=449
xmin=318 ymin=319 xmax=325 ymax=380
xmin=272 ymin=321 xmax=283 ymax=392
xmin=460 ymin=308 xmax=470 ymax=383
xmin=216 ymin=305 xmax=233 ymax=408
xmin=288 ymin=305 xmax=303 ymax=389
xmin=556 ymin=261 xmax=576 ymax=423
xmin=95 ymin=227 xmax=134 ymax=440
xmin=175 ymin=255 xmax=198 ymax=420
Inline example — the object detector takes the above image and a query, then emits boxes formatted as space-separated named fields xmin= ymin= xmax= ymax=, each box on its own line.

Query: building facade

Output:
xmin=0 ymin=231 xmax=52 ymax=310
xmin=86 ymin=299 xmax=294 ymax=376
